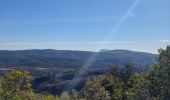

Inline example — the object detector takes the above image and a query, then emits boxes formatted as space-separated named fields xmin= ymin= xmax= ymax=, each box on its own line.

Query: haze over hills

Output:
xmin=0 ymin=49 xmax=158 ymax=94
xmin=0 ymin=49 xmax=157 ymax=69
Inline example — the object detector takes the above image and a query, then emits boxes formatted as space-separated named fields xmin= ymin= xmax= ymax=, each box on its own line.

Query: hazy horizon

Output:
xmin=0 ymin=47 xmax=161 ymax=54
xmin=0 ymin=0 xmax=169 ymax=53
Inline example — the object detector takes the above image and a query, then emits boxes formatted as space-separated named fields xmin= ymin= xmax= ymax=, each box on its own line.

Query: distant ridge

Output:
xmin=0 ymin=49 xmax=157 ymax=69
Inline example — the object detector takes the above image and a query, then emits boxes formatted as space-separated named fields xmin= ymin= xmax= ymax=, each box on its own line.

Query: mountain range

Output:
xmin=0 ymin=49 xmax=157 ymax=69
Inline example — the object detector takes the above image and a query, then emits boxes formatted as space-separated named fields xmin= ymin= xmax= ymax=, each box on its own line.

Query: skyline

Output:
xmin=0 ymin=40 xmax=169 ymax=53
xmin=0 ymin=0 xmax=170 ymax=53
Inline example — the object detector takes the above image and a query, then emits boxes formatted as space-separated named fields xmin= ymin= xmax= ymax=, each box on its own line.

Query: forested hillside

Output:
xmin=0 ymin=46 xmax=169 ymax=100
xmin=0 ymin=49 xmax=157 ymax=69
xmin=0 ymin=49 xmax=158 ymax=96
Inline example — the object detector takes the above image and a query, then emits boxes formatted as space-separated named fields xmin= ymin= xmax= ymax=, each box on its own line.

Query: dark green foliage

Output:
xmin=159 ymin=46 xmax=170 ymax=98
xmin=145 ymin=46 xmax=170 ymax=100
xmin=81 ymin=77 xmax=110 ymax=100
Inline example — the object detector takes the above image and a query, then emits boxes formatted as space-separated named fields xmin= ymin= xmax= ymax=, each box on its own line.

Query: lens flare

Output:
xmin=67 ymin=0 xmax=142 ymax=91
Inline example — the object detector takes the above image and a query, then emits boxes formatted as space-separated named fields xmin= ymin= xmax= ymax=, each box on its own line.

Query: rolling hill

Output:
xmin=0 ymin=49 xmax=158 ymax=94
xmin=0 ymin=49 xmax=157 ymax=69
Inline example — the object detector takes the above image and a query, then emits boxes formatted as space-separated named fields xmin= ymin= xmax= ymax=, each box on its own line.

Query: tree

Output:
xmin=0 ymin=70 xmax=35 ymax=100
xmin=143 ymin=46 xmax=170 ymax=100
xmin=126 ymin=73 xmax=149 ymax=100
xmin=59 ymin=91 xmax=70 ymax=100
xmin=158 ymin=46 xmax=170 ymax=99
xmin=146 ymin=65 xmax=164 ymax=100
xmin=81 ymin=77 xmax=110 ymax=100
xmin=120 ymin=62 xmax=134 ymax=100
xmin=101 ymin=75 xmax=123 ymax=100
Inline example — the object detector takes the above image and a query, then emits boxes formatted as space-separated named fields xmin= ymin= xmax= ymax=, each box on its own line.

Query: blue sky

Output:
xmin=0 ymin=0 xmax=169 ymax=53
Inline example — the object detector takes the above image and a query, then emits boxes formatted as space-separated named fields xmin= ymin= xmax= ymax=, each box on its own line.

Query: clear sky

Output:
xmin=0 ymin=0 xmax=169 ymax=53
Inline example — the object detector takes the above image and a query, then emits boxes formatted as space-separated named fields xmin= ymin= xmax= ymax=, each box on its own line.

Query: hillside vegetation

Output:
xmin=0 ymin=49 xmax=157 ymax=69
xmin=0 ymin=46 xmax=169 ymax=100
